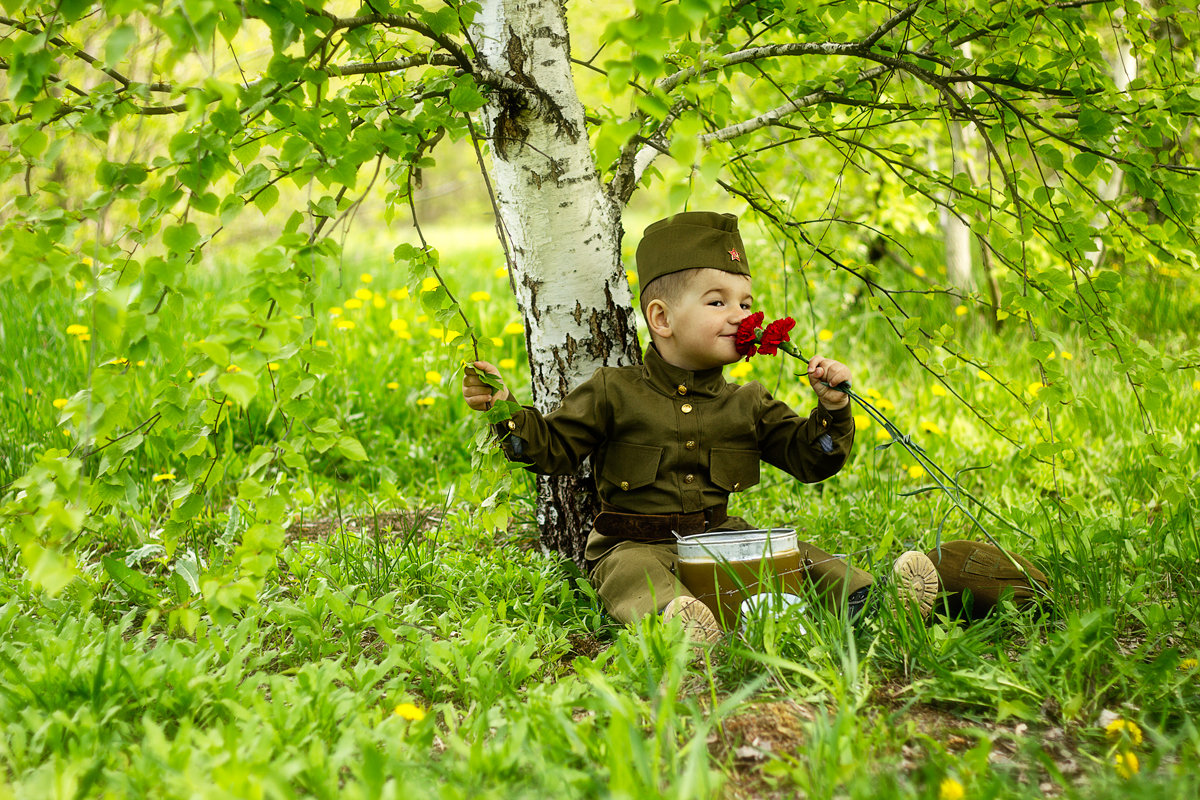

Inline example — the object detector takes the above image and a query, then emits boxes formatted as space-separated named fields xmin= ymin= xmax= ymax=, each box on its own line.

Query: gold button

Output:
xmin=733 ymin=482 xmax=741 ymax=491
xmin=821 ymin=418 xmax=828 ymax=428
xmin=620 ymin=481 xmax=629 ymax=490
xmin=685 ymin=440 xmax=696 ymax=450
xmin=507 ymin=420 xmax=517 ymax=430
xmin=684 ymin=474 xmax=695 ymax=484
xmin=677 ymin=384 xmax=688 ymax=395
xmin=681 ymin=403 xmax=693 ymax=414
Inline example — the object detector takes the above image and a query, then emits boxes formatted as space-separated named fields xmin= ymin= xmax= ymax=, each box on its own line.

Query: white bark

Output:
xmin=474 ymin=0 xmax=641 ymax=413
xmin=943 ymin=119 xmax=974 ymax=289
xmin=1089 ymin=11 xmax=1137 ymax=267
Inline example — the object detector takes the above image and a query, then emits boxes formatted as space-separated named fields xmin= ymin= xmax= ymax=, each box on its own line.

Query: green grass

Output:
xmin=1 ymin=224 xmax=1199 ymax=798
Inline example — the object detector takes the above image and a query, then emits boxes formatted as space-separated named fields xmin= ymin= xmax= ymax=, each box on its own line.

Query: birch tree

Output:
xmin=2 ymin=0 xmax=1198 ymax=586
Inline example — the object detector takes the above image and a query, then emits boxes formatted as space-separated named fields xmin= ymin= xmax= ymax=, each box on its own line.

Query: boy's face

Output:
xmin=656 ymin=269 xmax=754 ymax=371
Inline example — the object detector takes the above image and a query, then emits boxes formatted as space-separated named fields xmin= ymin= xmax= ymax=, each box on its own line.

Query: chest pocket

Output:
xmin=601 ymin=441 xmax=663 ymax=492
xmin=709 ymin=448 xmax=761 ymax=493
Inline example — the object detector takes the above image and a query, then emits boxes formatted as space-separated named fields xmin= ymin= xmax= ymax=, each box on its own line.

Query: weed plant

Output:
xmin=1 ymin=224 xmax=1199 ymax=797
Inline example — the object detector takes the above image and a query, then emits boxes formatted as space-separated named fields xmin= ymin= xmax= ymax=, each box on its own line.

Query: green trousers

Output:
xmin=590 ymin=538 xmax=1049 ymax=626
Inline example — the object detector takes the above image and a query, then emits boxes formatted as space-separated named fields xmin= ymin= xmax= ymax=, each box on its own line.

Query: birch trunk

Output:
xmin=473 ymin=0 xmax=642 ymax=567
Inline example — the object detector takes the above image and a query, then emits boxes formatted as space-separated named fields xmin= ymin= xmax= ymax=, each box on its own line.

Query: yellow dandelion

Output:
xmin=416 ymin=397 xmax=436 ymax=407
xmin=1114 ymin=750 xmax=1139 ymax=779
xmin=416 ymin=315 xmax=428 ymax=324
xmin=389 ymin=318 xmax=409 ymax=332
xmin=1192 ymin=380 xmax=1200 ymax=392
xmin=329 ymin=306 xmax=343 ymax=317
xmin=626 ymin=270 xmax=638 ymax=286
xmin=977 ymin=370 xmax=993 ymax=382
xmin=109 ymin=357 xmax=130 ymax=366
xmin=152 ymin=472 xmax=176 ymax=482
xmin=52 ymin=398 xmax=69 ymax=409
xmin=1060 ymin=350 xmax=1073 ymax=360
xmin=360 ymin=272 xmax=373 ymax=284
xmin=939 ymin=777 xmax=965 ymax=800
xmin=393 ymin=702 xmax=426 ymax=720
xmin=499 ymin=358 xmax=517 ymax=370
xmin=335 ymin=320 xmax=356 ymax=331
xmin=908 ymin=464 xmax=925 ymax=479
xmin=25 ymin=388 xmax=33 ymax=396
xmin=78 ymin=333 xmax=91 ymax=342
xmin=1027 ymin=382 xmax=1044 ymax=397
xmin=489 ymin=337 xmax=504 ymax=347
xmin=443 ymin=330 xmax=462 ymax=343
xmin=494 ymin=266 xmax=507 ymax=279
xmin=187 ymin=370 xmax=194 ymax=379
xmin=343 ymin=298 xmax=364 ymax=310
xmin=389 ymin=287 xmax=410 ymax=301
xmin=1105 ymin=719 xmax=1143 ymax=746
xmin=386 ymin=381 xmax=399 ymax=390
xmin=1179 ymin=657 xmax=1198 ymax=670
xmin=65 ymin=324 xmax=89 ymax=336
xmin=853 ymin=413 xmax=871 ymax=430
xmin=425 ymin=370 xmax=442 ymax=385
xmin=878 ymin=397 xmax=895 ymax=412
xmin=729 ymin=362 xmax=752 ymax=379
xmin=931 ymin=384 xmax=948 ymax=397
xmin=913 ymin=266 xmax=926 ymax=278
xmin=875 ymin=428 xmax=891 ymax=442
xmin=818 ymin=329 xmax=833 ymax=342
xmin=919 ymin=421 xmax=944 ymax=436
xmin=74 ymin=279 xmax=85 ymax=290
xmin=137 ymin=360 xmax=146 ymax=367
xmin=226 ymin=364 xmax=241 ymax=373
xmin=315 ymin=339 xmax=328 ymax=347
xmin=420 ymin=276 xmax=440 ymax=292
xmin=955 ymin=305 xmax=968 ymax=317
xmin=268 ymin=363 xmax=280 ymax=372
xmin=373 ymin=293 xmax=386 ymax=309
xmin=503 ymin=322 xmax=524 ymax=336
xmin=395 ymin=330 xmax=412 ymax=340
xmin=354 ymin=287 xmax=373 ymax=301
xmin=807 ymin=279 xmax=816 ymax=290
xmin=866 ymin=387 xmax=883 ymax=401
xmin=470 ymin=290 xmax=491 ymax=302
xmin=429 ymin=327 xmax=445 ymax=339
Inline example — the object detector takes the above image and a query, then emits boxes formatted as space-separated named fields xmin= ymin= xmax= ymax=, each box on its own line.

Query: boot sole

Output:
xmin=893 ymin=551 xmax=940 ymax=618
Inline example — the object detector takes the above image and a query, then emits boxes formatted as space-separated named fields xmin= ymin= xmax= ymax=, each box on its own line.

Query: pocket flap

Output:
xmin=710 ymin=448 xmax=761 ymax=492
xmin=602 ymin=441 xmax=662 ymax=491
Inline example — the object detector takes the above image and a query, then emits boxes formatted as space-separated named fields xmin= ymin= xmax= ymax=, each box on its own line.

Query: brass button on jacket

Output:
xmin=684 ymin=474 xmax=695 ymax=484
xmin=685 ymin=440 xmax=696 ymax=450
xmin=677 ymin=384 xmax=688 ymax=395
xmin=681 ymin=403 xmax=693 ymax=414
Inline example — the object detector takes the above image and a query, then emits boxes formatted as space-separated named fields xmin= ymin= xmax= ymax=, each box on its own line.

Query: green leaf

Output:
xmin=102 ymin=555 xmax=157 ymax=603
xmin=218 ymin=371 xmax=258 ymax=406
xmin=104 ymin=24 xmax=137 ymax=65
xmin=336 ymin=435 xmax=368 ymax=461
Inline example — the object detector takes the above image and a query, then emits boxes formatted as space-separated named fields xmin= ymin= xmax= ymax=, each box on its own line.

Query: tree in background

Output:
xmin=2 ymin=1 xmax=1197 ymax=592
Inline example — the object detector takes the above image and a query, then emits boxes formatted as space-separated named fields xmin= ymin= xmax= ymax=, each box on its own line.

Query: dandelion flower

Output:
xmin=955 ymin=305 xmax=968 ymax=317
xmin=268 ymin=363 xmax=280 ymax=372
xmin=626 ymin=270 xmax=638 ymax=286
xmin=853 ymin=413 xmax=871 ymax=430
xmin=386 ymin=381 xmax=399 ymax=390
xmin=416 ymin=397 xmax=436 ymax=407
xmin=416 ymin=315 xmax=428 ymax=324
xmin=78 ymin=333 xmax=91 ymax=342
xmin=329 ymin=306 xmax=343 ymax=317
xmin=65 ymin=324 xmax=89 ymax=336
xmin=429 ymin=327 xmax=445 ymax=339
xmin=939 ymin=778 xmax=965 ymax=800
xmin=919 ymin=421 xmax=944 ymax=436
xmin=1114 ymin=750 xmax=1139 ymax=779
xmin=360 ymin=272 xmax=374 ymax=284
xmin=425 ymin=370 xmax=442 ymax=385
xmin=977 ymin=370 xmax=993 ymax=382
xmin=354 ymin=287 xmax=373 ymax=301
xmin=489 ymin=337 xmax=503 ymax=348
xmin=875 ymin=428 xmax=891 ymax=442
xmin=393 ymin=702 xmax=426 ymax=721
xmin=373 ymin=293 xmax=386 ymax=309
xmin=499 ymin=358 xmax=517 ymax=370
xmin=818 ymin=329 xmax=833 ymax=342
xmin=908 ymin=464 xmax=925 ymax=479
xmin=866 ymin=388 xmax=883 ymax=401
xmin=1192 ymin=380 xmax=1200 ymax=392
xmin=1105 ymin=719 xmax=1143 ymax=746
xmin=470 ymin=290 xmax=492 ymax=302
xmin=913 ymin=266 xmax=926 ymax=278
xmin=931 ymin=384 xmax=948 ymax=397
xmin=729 ymin=362 xmax=752 ymax=379
xmin=878 ymin=398 xmax=895 ymax=412
xmin=389 ymin=319 xmax=409 ymax=333
xmin=1027 ymin=382 xmax=1044 ymax=397
xmin=53 ymin=398 xmax=69 ymax=409
xmin=420 ymin=277 xmax=440 ymax=292
xmin=1180 ymin=657 xmax=1198 ymax=670
xmin=494 ymin=266 xmax=508 ymax=279
xmin=395 ymin=330 xmax=412 ymax=340
xmin=1060 ymin=350 xmax=1073 ymax=360
xmin=315 ymin=340 xmax=328 ymax=347
xmin=335 ymin=320 xmax=356 ymax=331
xmin=25 ymin=388 xmax=33 ymax=396
xmin=503 ymin=322 xmax=524 ymax=336
xmin=388 ymin=288 xmax=410 ymax=301
xmin=344 ymin=298 xmax=364 ymax=310
xmin=226 ymin=364 xmax=241 ymax=373
xmin=74 ymin=279 xmax=85 ymax=290
xmin=137 ymin=360 xmax=146 ymax=367
xmin=152 ymin=472 xmax=176 ymax=482
xmin=443 ymin=330 xmax=462 ymax=343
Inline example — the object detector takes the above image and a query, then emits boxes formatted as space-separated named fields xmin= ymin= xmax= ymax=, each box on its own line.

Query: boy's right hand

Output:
xmin=462 ymin=360 xmax=511 ymax=411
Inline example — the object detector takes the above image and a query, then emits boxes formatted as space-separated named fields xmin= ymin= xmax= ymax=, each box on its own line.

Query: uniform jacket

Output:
xmin=497 ymin=345 xmax=855 ymax=558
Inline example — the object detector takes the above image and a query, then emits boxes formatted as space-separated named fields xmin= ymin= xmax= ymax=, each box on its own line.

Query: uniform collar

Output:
xmin=642 ymin=344 xmax=728 ymax=399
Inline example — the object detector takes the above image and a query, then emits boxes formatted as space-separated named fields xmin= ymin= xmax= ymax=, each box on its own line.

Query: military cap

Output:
xmin=635 ymin=211 xmax=751 ymax=288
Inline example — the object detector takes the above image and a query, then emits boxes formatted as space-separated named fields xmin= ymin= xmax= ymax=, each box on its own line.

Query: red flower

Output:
xmin=757 ymin=316 xmax=795 ymax=356
xmin=734 ymin=312 xmax=764 ymax=358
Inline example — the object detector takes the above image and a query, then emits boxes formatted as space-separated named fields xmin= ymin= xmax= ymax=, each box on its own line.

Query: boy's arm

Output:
xmin=756 ymin=355 xmax=856 ymax=482
xmin=806 ymin=355 xmax=851 ymax=411
xmin=463 ymin=360 xmax=510 ymax=410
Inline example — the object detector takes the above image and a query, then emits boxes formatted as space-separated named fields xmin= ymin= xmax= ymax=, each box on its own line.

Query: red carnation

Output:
xmin=734 ymin=312 xmax=764 ymax=358
xmin=757 ymin=316 xmax=796 ymax=356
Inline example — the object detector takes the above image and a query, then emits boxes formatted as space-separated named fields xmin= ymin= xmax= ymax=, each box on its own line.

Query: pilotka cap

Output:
xmin=635 ymin=211 xmax=751 ymax=288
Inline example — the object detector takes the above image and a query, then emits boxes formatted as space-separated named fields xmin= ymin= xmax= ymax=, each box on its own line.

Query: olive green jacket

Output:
xmin=497 ymin=346 xmax=855 ymax=528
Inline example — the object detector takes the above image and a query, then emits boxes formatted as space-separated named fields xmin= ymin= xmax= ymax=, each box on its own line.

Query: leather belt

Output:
xmin=592 ymin=502 xmax=728 ymax=542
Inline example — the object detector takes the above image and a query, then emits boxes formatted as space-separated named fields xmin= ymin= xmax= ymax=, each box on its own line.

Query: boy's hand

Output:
xmin=807 ymin=355 xmax=852 ymax=411
xmin=462 ymin=360 xmax=511 ymax=411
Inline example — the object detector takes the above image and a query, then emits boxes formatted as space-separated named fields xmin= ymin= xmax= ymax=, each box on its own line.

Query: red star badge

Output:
xmin=728 ymin=249 xmax=741 ymax=262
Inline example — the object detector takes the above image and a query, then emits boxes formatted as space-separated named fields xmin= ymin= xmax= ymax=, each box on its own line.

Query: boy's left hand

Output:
xmin=808 ymin=356 xmax=852 ymax=410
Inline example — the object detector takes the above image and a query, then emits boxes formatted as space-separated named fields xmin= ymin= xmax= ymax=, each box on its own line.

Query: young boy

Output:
xmin=462 ymin=211 xmax=942 ymax=639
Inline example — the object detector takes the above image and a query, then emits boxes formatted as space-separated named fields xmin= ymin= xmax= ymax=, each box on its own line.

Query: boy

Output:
xmin=462 ymin=211 xmax=942 ymax=640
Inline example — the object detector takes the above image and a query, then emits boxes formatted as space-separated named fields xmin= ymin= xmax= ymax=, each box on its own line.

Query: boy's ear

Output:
xmin=645 ymin=298 xmax=672 ymax=339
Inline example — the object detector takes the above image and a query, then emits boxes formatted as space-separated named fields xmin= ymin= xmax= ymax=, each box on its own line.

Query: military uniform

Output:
xmin=496 ymin=344 xmax=874 ymax=622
